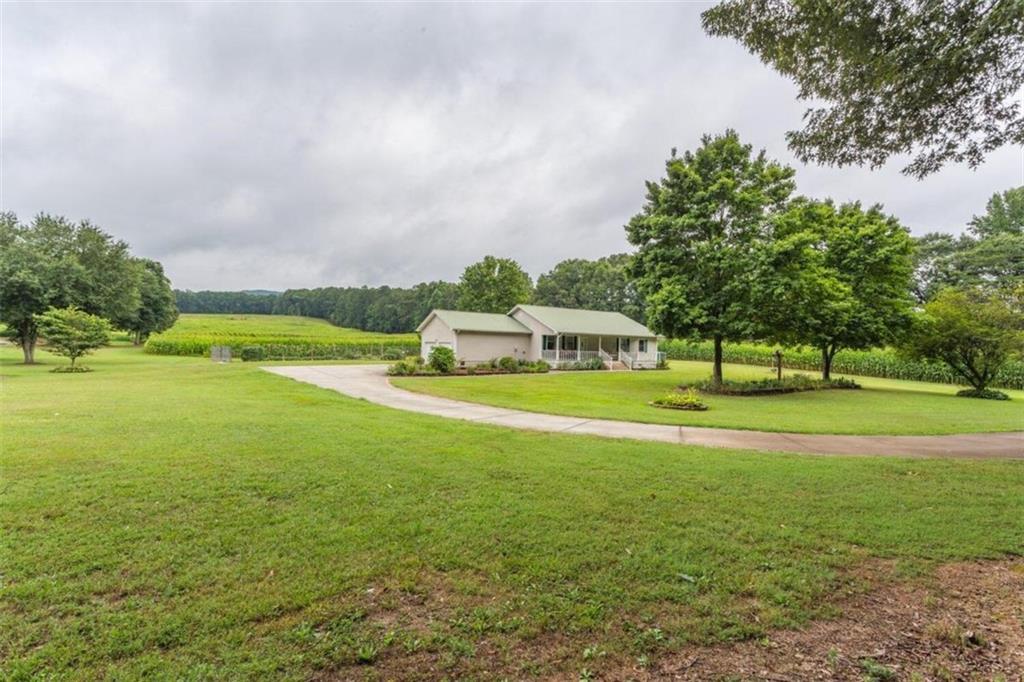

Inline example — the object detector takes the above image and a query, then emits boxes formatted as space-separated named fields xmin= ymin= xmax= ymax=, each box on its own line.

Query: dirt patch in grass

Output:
xmin=617 ymin=558 xmax=1024 ymax=681
xmin=323 ymin=559 xmax=1024 ymax=680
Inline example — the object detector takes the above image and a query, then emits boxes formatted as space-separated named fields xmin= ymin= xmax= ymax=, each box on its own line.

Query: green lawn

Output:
xmin=2 ymin=347 xmax=1023 ymax=679
xmin=157 ymin=313 xmax=418 ymax=341
xmin=393 ymin=361 xmax=1024 ymax=436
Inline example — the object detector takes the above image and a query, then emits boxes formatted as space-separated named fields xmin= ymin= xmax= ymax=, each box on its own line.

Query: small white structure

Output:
xmin=416 ymin=305 xmax=661 ymax=369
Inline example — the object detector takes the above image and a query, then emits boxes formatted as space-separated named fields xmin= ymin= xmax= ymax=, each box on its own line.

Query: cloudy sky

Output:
xmin=3 ymin=2 xmax=1021 ymax=291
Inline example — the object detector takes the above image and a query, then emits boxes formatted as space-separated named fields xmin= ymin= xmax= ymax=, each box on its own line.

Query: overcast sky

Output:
xmin=3 ymin=2 xmax=1021 ymax=291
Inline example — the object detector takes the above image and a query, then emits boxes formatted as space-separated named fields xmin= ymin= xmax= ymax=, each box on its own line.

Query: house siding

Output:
xmin=510 ymin=309 xmax=556 ymax=361
xmin=419 ymin=316 xmax=456 ymax=358
xmin=452 ymin=332 xmax=530 ymax=365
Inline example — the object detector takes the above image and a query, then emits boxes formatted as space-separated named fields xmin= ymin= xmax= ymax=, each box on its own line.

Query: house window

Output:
xmin=620 ymin=338 xmax=631 ymax=352
xmin=638 ymin=339 xmax=648 ymax=353
xmin=542 ymin=335 xmax=556 ymax=351
xmin=560 ymin=335 xmax=578 ymax=351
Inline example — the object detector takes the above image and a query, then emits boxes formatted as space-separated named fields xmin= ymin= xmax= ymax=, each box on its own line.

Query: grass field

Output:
xmin=393 ymin=362 xmax=1024 ymax=436
xmin=2 ymin=346 xmax=1023 ymax=679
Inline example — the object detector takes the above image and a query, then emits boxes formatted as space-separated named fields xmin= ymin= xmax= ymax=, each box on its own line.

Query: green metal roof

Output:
xmin=417 ymin=309 xmax=531 ymax=335
xmin=511 ymin=305 xmax=655 ymax=337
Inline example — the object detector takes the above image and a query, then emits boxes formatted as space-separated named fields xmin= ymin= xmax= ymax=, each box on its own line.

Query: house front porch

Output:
xmin=539 ymin=334 xmax=661 ymax=370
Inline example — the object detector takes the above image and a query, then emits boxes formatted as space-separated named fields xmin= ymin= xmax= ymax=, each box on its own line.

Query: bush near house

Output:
xmin=387 ymin=357 xmax=550 ymax=377
xmin=661 ymin=340 xmax=1024 ymax=390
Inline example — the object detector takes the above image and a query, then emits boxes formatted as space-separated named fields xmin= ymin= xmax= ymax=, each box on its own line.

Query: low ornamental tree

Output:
xmin=34 ymin=306 xmax=111 ymax=372
xmin=901 ymin=288 xmax=1023 ymax=399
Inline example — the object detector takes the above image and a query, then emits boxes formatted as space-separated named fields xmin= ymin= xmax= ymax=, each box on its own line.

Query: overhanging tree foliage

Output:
xmin=702 ymin=1 xmax=1024 ymax=177
xmin=626 ymin=130 xmax=795 ymax=385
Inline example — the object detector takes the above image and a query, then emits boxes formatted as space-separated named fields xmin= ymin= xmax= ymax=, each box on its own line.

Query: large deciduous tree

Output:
xmin=770 ymin=199 xmax=915 ymax=380
xmin=626 ymin=130 xmax=796 ymax=385
xmin=0 ymin=213 xmax=153 ymax=363
xmin=117 ymin=259 xmax=179 ymax=344
xmin=702 ymin=1 xmax=1024 ymax=178
xmin=456 ymin=255 xmax=533 ymax=313
xmin=534 ymin=254 xmax=645 ymax=322
xmin=911 ymin=187 xmax=1024 ymax=302
xmin=902 ymin=287 xmax=1023 ymax=396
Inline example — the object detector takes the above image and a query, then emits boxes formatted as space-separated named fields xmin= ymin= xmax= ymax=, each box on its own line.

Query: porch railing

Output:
xmin=541 ymin=349 xmax=601 ymax=365
xmin=598 ymin=348 xmax=612 ymax=367
xmin=621 ymin=349 xmax=634 ymax=370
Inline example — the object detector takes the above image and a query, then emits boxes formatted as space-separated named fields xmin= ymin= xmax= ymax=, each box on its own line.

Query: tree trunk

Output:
xmin=21 ymin=337 xmax=36 ymax=364
xmin=712 ymin=335 xmax=724 ymax=386
xmin=821 ymin=346 xmax=832 ymax=381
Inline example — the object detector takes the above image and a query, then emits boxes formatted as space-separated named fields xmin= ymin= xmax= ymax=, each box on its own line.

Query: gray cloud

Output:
xmin=3 ymin=2 xmax=1021 ymax=290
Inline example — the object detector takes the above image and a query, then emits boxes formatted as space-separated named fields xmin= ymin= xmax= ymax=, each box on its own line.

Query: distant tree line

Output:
xmin=174 ymin=253 xmax=645 ymax=333
xmin=1 ymin=213 xmax=178 ymax=363
xmin=176 ymin=290 xmax=279 ymax=314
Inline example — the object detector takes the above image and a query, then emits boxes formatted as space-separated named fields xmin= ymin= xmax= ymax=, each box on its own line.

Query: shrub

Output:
xmin=661 ymin=339 xmax=1024 ymax=390
xmin=693 ymin=374 xmax=861 ymax=395
xmin=651 ymin=388 xmax=709 ymax=411
xmin=386 ymin=357 xmax=420 ymax=376
xmin=956 ymin=388 xmax=1010 ymax=400
xmin=518 ymin=359 xmax=550 ymax=373
xmin=428 ymin=346 xmax=456 ymax=373
xmin=564 ymin=357 xmax=605 ymax=371
xmin=498 ymin=356 xmax=519 ymax=372
xmin=240 ymin=345 xmax=264 ymax=362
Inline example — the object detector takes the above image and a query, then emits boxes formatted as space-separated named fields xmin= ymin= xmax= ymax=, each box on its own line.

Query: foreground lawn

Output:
xmin=393 ymin=361 xmax=1024 ymax=435
xmin=2 ymin=348 xmax=1023 ymax=679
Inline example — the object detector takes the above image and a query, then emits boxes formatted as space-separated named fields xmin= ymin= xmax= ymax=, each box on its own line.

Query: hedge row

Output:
xmin=144 ymin=335 xmax=419 ymax=360
xmin=660 ymin=340 xmax=1024 ymax=390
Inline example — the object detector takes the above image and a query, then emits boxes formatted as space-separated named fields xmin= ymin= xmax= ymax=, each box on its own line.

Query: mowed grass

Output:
xmin=2 ymin=347 xmax=1023 ymax=679
xmin=393 ymin=362 xmax=1024 ymax=436
xmin=158 ymin=313 xmax=418 ymax=341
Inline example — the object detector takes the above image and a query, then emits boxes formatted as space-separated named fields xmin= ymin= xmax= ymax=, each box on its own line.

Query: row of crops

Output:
xmin=144 ymin=334 xmax=419 ymax=360
xmin=660 ymin=340 xmax=1024 ymax=390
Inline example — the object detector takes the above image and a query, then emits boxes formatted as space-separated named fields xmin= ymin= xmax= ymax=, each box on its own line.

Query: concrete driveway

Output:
xmin=264 ymin=364 xmax=1024 ymax=459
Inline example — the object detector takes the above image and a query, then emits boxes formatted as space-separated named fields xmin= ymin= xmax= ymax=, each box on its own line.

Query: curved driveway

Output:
xmin=264 ymin=365 xmax=1024 ymax=459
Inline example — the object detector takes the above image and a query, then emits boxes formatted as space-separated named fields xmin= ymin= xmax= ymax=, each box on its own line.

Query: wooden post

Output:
xmin=774 ymin=349 xmax=783 ymax=380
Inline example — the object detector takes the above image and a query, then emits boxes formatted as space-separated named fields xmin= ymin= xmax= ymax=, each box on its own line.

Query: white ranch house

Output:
xmin=416 ymin=304 xmax=662 ymax=370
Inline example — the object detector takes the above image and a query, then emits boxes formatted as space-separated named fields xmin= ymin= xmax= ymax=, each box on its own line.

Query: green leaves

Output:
xmin=703 ymin=0 xmax=1024 ymax=177
xmin=626 ymin=131 xmax=796 ymax=380
xmin=902 ymin=287 xmax=1024 ymax=392
xmin=33 ymin=306 xmax=111 ymax=369
xmin=456 ymin=255 xmax=533 ymax=313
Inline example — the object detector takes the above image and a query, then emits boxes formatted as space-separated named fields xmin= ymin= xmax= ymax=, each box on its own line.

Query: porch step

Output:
xmin=606 ymin=361 xmax=628 ymax=371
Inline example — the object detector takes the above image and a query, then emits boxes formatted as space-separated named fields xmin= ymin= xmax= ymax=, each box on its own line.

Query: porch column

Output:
xmin=555 ymin=334 xmax=560 ymax=364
